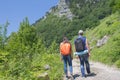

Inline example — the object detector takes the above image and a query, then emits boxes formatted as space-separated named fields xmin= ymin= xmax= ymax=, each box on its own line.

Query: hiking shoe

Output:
xmin=65 ymin=76 xmax=69 ymax=80
xmin=81 ymin=76 xmax=86 ymax=79
xmin=82 ymin=74 xmax=86 ymax=78
xmin=70 ymin=74 xmax=74 ymax=80
xmin=87 ymin=72 xmax=92 ymax=76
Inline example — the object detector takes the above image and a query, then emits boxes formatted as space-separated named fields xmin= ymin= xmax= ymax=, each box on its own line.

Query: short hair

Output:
xmin=78 ymin=30 xmax=83 ymax=35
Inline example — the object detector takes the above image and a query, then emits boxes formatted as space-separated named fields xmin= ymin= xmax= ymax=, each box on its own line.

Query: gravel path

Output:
xmin=63 ymin=59 xmax=120 ymax=80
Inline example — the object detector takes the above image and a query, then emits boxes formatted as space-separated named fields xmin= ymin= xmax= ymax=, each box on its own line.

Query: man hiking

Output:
xmin=74 ymin=30 xmax=91 ymax=78
xmin=60 ymin=36 xmax=73 ymax=80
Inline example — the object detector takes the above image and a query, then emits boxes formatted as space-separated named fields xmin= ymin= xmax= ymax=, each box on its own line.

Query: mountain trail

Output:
xmin=63 ymin=59 xmax=120 ymax=80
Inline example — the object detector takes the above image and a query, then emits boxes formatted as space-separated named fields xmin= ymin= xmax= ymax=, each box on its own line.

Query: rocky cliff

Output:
xmin=49 ymin=0 xmax=73 ymax=20
xmin=57 ymin=0 xmax=73 ymax=19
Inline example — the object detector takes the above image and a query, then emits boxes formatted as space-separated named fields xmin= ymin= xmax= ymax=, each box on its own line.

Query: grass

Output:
xmin=85 ymin=12 xmax=120 ymax=67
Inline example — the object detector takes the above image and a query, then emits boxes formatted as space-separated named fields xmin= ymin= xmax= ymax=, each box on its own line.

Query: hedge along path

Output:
xmin=63 ymin=59 xmax=120 ymax=80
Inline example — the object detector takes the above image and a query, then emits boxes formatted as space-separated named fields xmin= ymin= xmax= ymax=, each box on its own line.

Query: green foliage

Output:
xmin=34 ymin=39 xmax=47 ymax=54
xmin=115 ymin=60 xmax=120 ymax=68
xmin=32 ymin=54 xmax=63 ymax=80
xmin=0 ymin=21 xmax=9 ymax=50
xmin=33 ymin=0 xmax=113 ymax=47
xmin=6 ymin=18 xmax=37 ymax=54
xmin=48 ymin=40 xmax=59 ymax=54
xmin=0 ymin=52 xmax=62 ymax=80
xmin=34 ymin=14 xmax=73 ymax=47
xmin=110 ymin=0 xmax=120 ymax=13
xmin=0 ymin=26 xmax=3 ymax=49
xmin=1 ymin=0 xmax=120 ymax=79
xmin=86 ymin=12 xmax=120 ymax=67
xmin=0 ymin=18 xmax=63 ymax=80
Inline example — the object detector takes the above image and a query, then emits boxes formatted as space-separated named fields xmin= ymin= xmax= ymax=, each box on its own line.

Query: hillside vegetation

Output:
xmin=0 ymin=19 xmax=63 ymax=80
xmin=33 ymin=0 xmax=114 ymax=47
xmin=86 ymin=12 xmax=120 ymax=67
xmin=0 ymin=0 xmax=120 ymax=79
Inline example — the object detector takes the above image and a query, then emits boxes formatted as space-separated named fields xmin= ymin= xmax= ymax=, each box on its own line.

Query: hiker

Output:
xmin=74 ymin=30 xmax=91 ymax=77
xmin=60 ymin=36 xmax=73 ymax=79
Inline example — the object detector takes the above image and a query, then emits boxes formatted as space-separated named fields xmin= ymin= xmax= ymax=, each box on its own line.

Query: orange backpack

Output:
xmin=60 ymin=42 xmax=71 ymax=55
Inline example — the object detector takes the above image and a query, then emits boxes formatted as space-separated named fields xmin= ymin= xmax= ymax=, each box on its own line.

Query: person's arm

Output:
xmin=74 ymin=44 xmax=79 ymax=59
xmin=86 ymin=39 xmax=91 ymax=56
xmin=60 ymin=54 xmax=63 ymax=61
xmin=60 ymin=43 xmax=63 ymax=61
xmin=70 ymin=43 xmax=73 ymax=60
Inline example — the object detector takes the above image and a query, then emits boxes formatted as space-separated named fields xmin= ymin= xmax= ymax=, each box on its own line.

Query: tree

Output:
xmin=0 ymin=21 xmax=9 ymax=50
xmin=6 ymin=18 xmax=37 ymax=55
xmin=0 ymin=25 xmax=2 ymax=49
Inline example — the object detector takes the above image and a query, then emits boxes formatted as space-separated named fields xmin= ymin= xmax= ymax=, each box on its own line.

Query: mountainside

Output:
xmin=33 ymin=0 xmax=114 ymax=47
xmin=32 ymin=0 xmax=120 ymax=67
xmin=86 ymin=12 xmax=120 ymax=67
xmin=33 ymin=0 xmax=120 ymax=67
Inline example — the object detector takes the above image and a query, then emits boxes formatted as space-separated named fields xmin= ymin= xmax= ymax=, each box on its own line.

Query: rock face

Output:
xmin=56 ymin=0 xmax=73 ymax=20
xmin=44 ymin=0 xmax=73 ymax=20
xmin=44 ymin=64 xmax=50 ymax=70
xmin=96 ymin=35 xmax=109 ymax=47
xmin=37 ymin=72 xmax=49 ymax=80
xmin=37 ymin=65 xmax=50 ymax=80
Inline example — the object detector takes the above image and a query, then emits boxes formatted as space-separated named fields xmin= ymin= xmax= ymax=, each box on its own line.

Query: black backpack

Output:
xmin=75 ymin=38 xmax=85 ymax=52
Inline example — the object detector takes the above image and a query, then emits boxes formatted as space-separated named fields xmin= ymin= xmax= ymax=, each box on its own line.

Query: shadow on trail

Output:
xmin=73 ymin=74 xmax=80 ymax=79
xmin=73 ymin=74 xmax=80 ymax=78
xmin=86 ymin=72 xmax=96 ymax=77
xmin=73 ymin=72 xmax=96 ymax=79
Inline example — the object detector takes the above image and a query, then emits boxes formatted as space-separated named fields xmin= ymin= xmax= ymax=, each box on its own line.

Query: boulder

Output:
xmin=37 ymin=72 xmax=49 ymax=80
xmin=96 ymin=35 xmax=109 ymax=47
xmin=44 ymin=64 xmax=50 ymax=70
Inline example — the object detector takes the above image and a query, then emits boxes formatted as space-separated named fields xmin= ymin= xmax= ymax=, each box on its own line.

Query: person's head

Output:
xmin=63 ymin=36 xmax=68 ymax=42
xmin=78 ymin=30 xmax=84 ymax=35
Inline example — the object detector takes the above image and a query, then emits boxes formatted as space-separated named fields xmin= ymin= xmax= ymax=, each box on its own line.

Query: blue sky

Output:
xmin=0 ymin=0 xmax=58 ymax=36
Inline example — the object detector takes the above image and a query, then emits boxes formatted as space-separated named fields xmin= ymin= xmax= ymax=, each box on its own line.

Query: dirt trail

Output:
xmin=63 ymin=59 xmax=120 ymax=80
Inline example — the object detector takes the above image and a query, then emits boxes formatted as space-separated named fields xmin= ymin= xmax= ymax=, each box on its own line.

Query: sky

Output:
xmin=0 ymin=0 xmax=59 ymax=36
